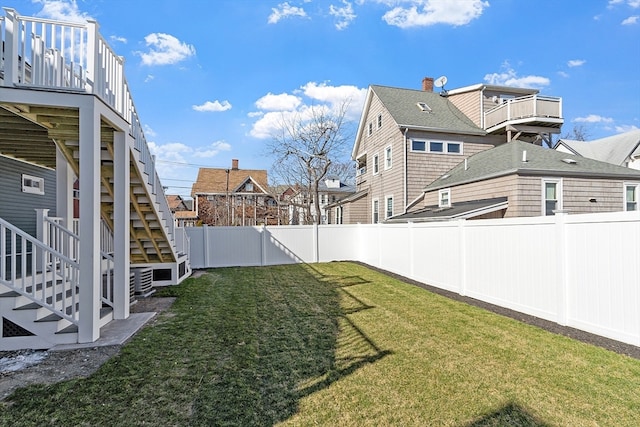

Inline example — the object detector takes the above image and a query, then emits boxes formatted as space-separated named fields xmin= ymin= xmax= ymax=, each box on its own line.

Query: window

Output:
xmin=373 ymin=154 xmax=379 ymax=175
xmin=439 ymin=189 xmax=451 ymax=208
xmin=245 ymin=183 xmax=253 ymax=192
xmin=412 ymin=140 xmax=426 ymax=151
xmin=412 ymin=140 xmax=463 ymax=154
xmin=372 ymin=199 xmax=379 ymax=224
xmin=377 ymin=113 xmax=383 ymax=129
xmin=321 ymin=194 xmax=326 ymax=204
xmin=368 ymin=122 xmax=373 ymax=136
xmin=336 ymin=206 xmax=343 ymax=224
xmin=385 ymin=146 xmax=392 ymax=170
xmin=22 ymin=174 xmax=45 ymax=195
xmin=385 ymin=196 xmax=393 ymax=219
xmin=542 ymin=179 xmax=562 ymax=216
xmin=625 ymin=184 xmax=639 ymax=211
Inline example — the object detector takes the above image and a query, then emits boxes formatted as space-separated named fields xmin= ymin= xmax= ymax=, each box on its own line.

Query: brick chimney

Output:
xmin=422 ymin=77 xmax=434 ymax=92
xmin=231 ymin=159 xmax=239 ymax=170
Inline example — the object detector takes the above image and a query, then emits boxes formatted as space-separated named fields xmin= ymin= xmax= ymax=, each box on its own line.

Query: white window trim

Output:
xmin=372 ymin=198 xmax=380 ymax=224
xmin=22 ymin=174 xmax=45 ymax=195
xmin=384 ymin=145 xmax=392 ymax=170
xmin=542 ymin=178 xmax=563 ymax=216
xmin=377 ymin=113 xmax=383 ymax=129
xmin=373 ymin=153 xmax=379 ymax=175
xmin=438 ymin=188 xmax=451 ymax=208
xmin=624 ymin=182 xmax=640 ymax=211
xmin=385 ymin=195 xmax=394 ymax=219
xmin=367 ymin=122 xmax=373 ymax=136
xmin=410 ymin=140 xmax=463 ymax=154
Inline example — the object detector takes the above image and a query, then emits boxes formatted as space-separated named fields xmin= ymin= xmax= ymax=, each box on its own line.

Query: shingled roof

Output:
xmin=555 ymin=129 xmax=640 ymax=166
xmin=191 ymin=164 xmax=269 ymax=196
xmin=352 ymin=84 xmax=485 ymax=158
xmin=424 ymin=140 xmax=640 ymax=192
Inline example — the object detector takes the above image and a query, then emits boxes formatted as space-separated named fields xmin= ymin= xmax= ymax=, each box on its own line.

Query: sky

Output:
xmin=6 ymin=0 xmax=640 ymax=198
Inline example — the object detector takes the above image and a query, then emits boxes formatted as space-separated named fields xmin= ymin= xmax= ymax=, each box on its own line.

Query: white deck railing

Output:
xmin=0 ymin=8 xmax=177 ymax=256
xmin=484 ymin=94 xmax=562 ymax=130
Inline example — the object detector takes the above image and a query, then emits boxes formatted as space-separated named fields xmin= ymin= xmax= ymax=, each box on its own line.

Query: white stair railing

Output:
xmin=0 ymin=217 xmax=80 ymax=324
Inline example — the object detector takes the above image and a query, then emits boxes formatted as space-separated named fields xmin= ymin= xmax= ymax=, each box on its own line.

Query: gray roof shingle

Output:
xmin=424 ymin=140 xmax=640 ymax=192
xmin=556 ymin=129 xmax=640 ymax=166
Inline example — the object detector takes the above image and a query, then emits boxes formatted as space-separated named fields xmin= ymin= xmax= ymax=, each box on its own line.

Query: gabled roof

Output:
xmin=424 ymin=140 xmax=640 ymax=192
xmin=191 ymin=167 xmax=269 ymax=196
xmin=554 ymin=129 xmax=640 ymax=166
xmin=166 ymin=195 xmax=186 ymax=210
xmin=388 ymin=197 xmax=508 ymax=222
xmin=318 ymin=180 xmax=355 ymax=193
xmin=352 ymin=85 xmax=485 ymax=159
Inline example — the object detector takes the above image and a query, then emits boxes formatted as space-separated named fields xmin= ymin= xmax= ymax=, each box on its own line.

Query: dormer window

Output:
xmin=439 ymin=189 xmax=451 ymax=208
xmin=417 ymin=102 xmax=432 ymax=112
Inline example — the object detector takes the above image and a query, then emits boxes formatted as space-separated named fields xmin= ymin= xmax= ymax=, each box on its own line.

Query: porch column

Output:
xmin=56 ymin=148 xmax=75 ymax=230
xmin=113 ymin=131 xmax=130 ymax=319
xmin=78 ymin=101 xmax=101 ymax=343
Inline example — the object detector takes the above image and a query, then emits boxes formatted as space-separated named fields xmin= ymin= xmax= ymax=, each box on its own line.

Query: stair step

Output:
xmin=14 ymin=302 xmax=41 ymax=310
xmin=35 ymin=313 xmax=63 ymax=322
xmin=0 ymin=291 xmax=21 ymax=298
xmin=56 ymin=324 xmax=78 ymax=334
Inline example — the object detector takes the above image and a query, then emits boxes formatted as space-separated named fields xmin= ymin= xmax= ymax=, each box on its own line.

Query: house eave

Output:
xmin=397 ymin=123 xmax=486 ymax=137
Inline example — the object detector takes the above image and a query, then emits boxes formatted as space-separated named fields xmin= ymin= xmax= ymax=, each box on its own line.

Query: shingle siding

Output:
xmin=447 ymin=90 xmax=482 ymax=127
xmin=0 ymin=155 xmax=57 ymax=238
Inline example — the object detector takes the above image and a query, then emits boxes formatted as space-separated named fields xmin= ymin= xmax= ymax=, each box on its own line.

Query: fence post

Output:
xmin=555 ymin=211 xmax=569 ymax=326
xmin=261 ymin=224 xmax=269 ymax=266
xmin=458 ymin=219 xmax=467 ymax=296
xmin=313 ymin=223 xmax=319 ymax=263
xmin=408 ymin=221 xmax=414 ymax=280
xmin=3 ymin=8 xmax=19 ymax=85
xmin=202 ymin=224 xmax=209 ymax=269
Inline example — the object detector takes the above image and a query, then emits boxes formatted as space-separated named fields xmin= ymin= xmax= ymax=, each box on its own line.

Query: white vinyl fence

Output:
xmin=185 ymin=211 xmax=640 ymax=347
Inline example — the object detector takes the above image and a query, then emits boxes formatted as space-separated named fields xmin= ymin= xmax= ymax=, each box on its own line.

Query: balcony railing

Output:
xmin=484 ymin=95 xmax=562 ymax=131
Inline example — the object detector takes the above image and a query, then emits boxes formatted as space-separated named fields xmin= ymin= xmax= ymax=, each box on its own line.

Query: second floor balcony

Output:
xmin=484 ymin=94 xmax=563 ymax=135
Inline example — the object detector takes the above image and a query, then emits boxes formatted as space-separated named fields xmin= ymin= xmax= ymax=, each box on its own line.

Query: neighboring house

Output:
xmin=289 ymin=176 xmax=356 ymax=224
xmin=167 ymin=194 xmax=198 ymax=227
xmin=390 ymin=140 xmax=640 ymax=222
xmin=191 ymin=159 xmax=283 ymax=226
xmin=554 ymin=129 xmax=640 ymax=170
xmin=0 ymin=10 xmax=190 ymax=351
xmin=335 ymin=77 xmax=563 ymax=224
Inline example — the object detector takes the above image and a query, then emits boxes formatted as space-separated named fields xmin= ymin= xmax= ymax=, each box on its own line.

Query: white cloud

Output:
xmin=557 ymin=71 xmax=570 ymax=78
xmin=143 ymin=124 xmax=157 ymax=138
xmin=249 ymin=81 xmax=367 ymax=139
xmin=137 ymin=33 xmax=195 ymax=66
xmin=381 ymin=0 xmax=489 ymax=28
xmin=144 ymin=74 xmax=155 ymax=83
xmin=484 ymin=64 xmax=550 ymax=89
xmin=573 ymin=115 xmax=615 ymax=123
xmin=629 ymin=0 xmax=640 ymax=7
xmin=110 ymin=35 xmax=128 ymax=44
xmin=622 ymin=15 xmax=639 ymax=24
xmin=268 ymin=2 xmax=308 ymax=24
xmin=34 ymin=0 xmax=92 ymax=22
xmin=193 ymin=141 xmax=232 ymax=158
xmin=616 ymin=124 xmax=640 ymax=132
xmin=255 ymin=93 xmax=302 ymax=111
xmin=330 ymin=1 xmax=357 ymax=30
xmin=567 ymin=59 xmax=586 ymax=67
xmin=192 ymin=100 xmax=233 ymax=112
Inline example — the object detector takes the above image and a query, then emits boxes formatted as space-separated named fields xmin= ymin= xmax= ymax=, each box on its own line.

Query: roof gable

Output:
xmin=555 ymin=130 xmax=640 ymax=166
xmin=425 ymin=140 xmax=640 ymax=192
xmin=352 ymin=85 xmax=485 ymax=159
xmin=191 ymin=167 xmax=269 ymax=196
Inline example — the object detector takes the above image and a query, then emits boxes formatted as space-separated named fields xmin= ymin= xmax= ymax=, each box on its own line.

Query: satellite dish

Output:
xmin=434 ymin=75 xmax=448 ymax=88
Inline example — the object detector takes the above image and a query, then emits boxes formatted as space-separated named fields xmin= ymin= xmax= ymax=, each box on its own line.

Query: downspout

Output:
xmin=403 ymin=127 xmax=408 ymax=213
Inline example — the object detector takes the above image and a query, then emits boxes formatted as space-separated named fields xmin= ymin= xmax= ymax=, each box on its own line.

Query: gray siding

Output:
xmin=0 ymin=155 xmax=57 ymax=237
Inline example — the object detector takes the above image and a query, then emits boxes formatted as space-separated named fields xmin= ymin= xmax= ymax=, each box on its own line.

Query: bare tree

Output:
xmin=267 ymin=100 xmax=353 ymax=224
xmin=561 ymin=124 xmax=591 ymax=141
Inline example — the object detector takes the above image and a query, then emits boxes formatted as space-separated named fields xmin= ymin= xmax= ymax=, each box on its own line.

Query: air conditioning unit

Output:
xmin=131 ymin=267 xmax=155 ymax=297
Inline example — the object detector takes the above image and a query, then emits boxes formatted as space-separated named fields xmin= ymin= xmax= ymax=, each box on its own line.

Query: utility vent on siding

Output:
xmin=132 ymin=267 xmax=154 ymax=297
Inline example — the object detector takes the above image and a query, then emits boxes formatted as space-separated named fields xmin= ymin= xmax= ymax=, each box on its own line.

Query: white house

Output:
xmin=0 ymin=9 xmax=191 ymax=351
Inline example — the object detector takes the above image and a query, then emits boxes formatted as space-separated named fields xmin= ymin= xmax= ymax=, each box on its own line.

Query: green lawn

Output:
xmin=1 ymin=262 xmax=639 ymax=426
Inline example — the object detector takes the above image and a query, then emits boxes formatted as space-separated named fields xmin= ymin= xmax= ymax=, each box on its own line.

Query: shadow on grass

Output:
xmin=464 ymin=403 xmax=550 ymax=427
xmin=188 ymin=263 xmax=392 ymax=426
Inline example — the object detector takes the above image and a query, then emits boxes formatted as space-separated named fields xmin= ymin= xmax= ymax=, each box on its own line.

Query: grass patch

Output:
xmin=1 ymin=262 xmax=639 ymax=426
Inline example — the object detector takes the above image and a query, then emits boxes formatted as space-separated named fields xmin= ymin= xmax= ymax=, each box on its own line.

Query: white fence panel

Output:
xmin=185 ymin=227 xmax=205 ymax=268
xmin=565 ymin=212 xmax=640 ymax=344
xmin=464 ymin=217 xmax=559 ymax=322
xmin=318 ymin=225 xmax=360 ymax=262
xmin=378 ymin=224 xmax=412 ymax=276
xmin=410 ymin=221 xmax=462 ymax=293
xmin=357 ymin=224 xmax=381 ymax=267
xmin=265 ymin=226 xmax=315 ymax=265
